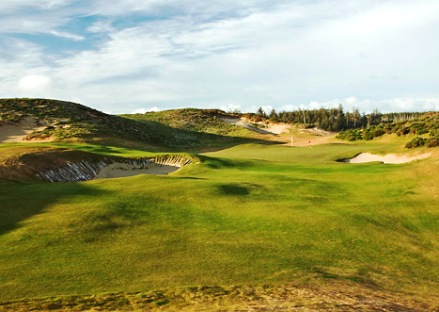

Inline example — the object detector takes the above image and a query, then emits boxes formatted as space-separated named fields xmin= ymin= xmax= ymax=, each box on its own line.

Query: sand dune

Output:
xmin=0 ymin=117 xmax=49 ymax=143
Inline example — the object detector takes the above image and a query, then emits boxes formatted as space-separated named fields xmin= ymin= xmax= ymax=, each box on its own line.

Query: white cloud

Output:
xmin=220 ymin=103 xmax=241 ymax=113
xmin=50 ymin=30 xmax=84 ymax=41
xmin=131 ymin=107 xmax=160 ymax=114
xmin=15 ymin=74 xmax=54 ymax=99
xmin=45 ymin=0 xmax=72 ymax=9
xmin=87 ymin=20 xmax=115 ymax=33
xmin=0 ymin=16 xmax=62 ymax=34
xmin=18 ymin=75 xmax=51 ymax=90
xmin=1 ymin=0 xmax=439 ymax=114
xmin=286 ymin=97 xmax=439 ymax=114
xmin=260 ymin=105 xmax=273 ymax=114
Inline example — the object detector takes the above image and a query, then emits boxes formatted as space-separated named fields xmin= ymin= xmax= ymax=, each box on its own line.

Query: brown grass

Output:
xmin=1 ymin=282 xmax=436 ymax=311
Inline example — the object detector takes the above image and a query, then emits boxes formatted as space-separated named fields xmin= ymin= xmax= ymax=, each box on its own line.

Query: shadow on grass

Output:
xmin=218 ymin=184 xmax=250 ymax=196
xmin=75 ymin=145 xmax=124 ymax=155
xmin=197 ymin=155 xmax=258 ymax=169
xmin=0 ymin=182 xmax=109 ymax=236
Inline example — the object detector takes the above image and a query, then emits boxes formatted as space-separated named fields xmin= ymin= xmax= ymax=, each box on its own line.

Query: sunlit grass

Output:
xmin=0 ymin=141 xmax=438 ymax=305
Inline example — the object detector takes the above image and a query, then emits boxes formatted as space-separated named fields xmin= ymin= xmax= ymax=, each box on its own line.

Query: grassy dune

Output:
xmin=0 ymin=142 xmax=438 ymax=309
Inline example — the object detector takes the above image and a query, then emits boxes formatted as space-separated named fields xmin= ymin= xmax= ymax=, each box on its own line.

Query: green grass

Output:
xmin=0 ymin=142 xmax=165 ymax=159
xmin=122 ymin=108 xmax=253 ymax=137
xmin=0 ymin=142 xmax=438 ymax=306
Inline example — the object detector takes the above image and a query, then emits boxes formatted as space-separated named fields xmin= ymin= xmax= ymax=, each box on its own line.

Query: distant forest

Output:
xmin=249 ymin=105 xmax=439 ymax=148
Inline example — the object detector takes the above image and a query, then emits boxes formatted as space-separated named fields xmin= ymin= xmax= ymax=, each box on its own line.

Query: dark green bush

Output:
xmin=405 ymin=137 xmax=426 ymax=148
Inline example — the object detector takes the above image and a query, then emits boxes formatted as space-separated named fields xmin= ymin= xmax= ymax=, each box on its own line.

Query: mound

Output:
xmin=123 ymin=108 xmax=250 ymax=136
xmin=0 ymin=98 xmax=158 ymax=145
xmin=0 ymin=147 xmax=110 ymax=182
xmin=0 ymin=99 xmax=264 ymax=148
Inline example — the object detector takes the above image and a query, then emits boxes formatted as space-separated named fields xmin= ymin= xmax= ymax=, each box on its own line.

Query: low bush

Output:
xmin=425 ymin=137 xmax=439 ymax=148
xmin=405 ymin=137 xmax=425 ymax=148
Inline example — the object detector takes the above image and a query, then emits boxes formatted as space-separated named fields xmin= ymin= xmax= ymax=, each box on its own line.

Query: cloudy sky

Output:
xmin=1 ymin=0 xmax=438 ymax=114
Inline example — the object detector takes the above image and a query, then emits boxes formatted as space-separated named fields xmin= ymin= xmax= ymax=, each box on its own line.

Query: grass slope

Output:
xmin=122 ymin=108 xmax=251 ymax=137
xmin=0 ymin=98 xmax=266 ymax=149
xmin=0 ymin=142 xmax=438 ymax=310
xmin=337 ymin=111 xmax=439 ymax=147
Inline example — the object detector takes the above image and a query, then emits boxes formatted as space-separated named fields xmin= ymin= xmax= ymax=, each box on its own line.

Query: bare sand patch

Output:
xmin=349 ymin=153 xmax=430 ymax=164
xmin=96 ymin=162 xmax=179 ymax=179
xmin=221 ymin=117 xmax=291 ymax=135
xmin=0 ymin=117 xmax=49 ymax=143
xmin=264 ymin=123 xmax=291 ymax=135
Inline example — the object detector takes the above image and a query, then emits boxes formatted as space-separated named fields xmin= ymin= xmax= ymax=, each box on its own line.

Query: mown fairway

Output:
xmin=0 ymin=142 xmax=438 ymax=308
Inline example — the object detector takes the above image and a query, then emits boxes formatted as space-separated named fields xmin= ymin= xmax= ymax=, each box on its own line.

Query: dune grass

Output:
xmin=0 ymin=142 xmax=438 ymax=308
xmin=0 ymin=142 xmax=157 ymax=158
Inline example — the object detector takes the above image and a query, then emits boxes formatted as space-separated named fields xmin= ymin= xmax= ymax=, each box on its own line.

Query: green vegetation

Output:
xmin=337 ymin=112 xmax=439 ymax=147
xmin=122 ymin=108 xmax=252 ymax=137
xmin=1 ymin=99 xmax=438 ymax=310
xmin=254 ymin=105 xmax=438 ymax=143
xmin=0 ymin=98 xmax=264 ymax=149
xmin=259 ymin=105 xmax=422 ymax=128
xmin=0 ymin=142 xmax=438 ymax=310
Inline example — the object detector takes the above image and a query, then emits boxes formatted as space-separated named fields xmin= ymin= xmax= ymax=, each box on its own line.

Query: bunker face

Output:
xmin=348 ymin=153 xmax=430 ymax=164
xmin=96 ymin=162 xmax=180 ymax=179
xmin=36 ymin=155 xmax=194 ymax=182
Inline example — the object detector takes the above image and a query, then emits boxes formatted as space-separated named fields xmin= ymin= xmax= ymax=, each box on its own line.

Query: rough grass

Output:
xmin=0 ymin=98 xmax=267 ymax=149
xmin=122 ymin=108 xmax=252 ymax=137
xmin=1 ymin=283 xmax=434 ymax=311
xmin=0 ymin=142 xmax=438 ymax=310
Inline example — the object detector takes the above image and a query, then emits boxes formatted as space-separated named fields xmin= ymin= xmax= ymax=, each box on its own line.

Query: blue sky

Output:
xmin=1 ymin=0 xmax=438 ymax=114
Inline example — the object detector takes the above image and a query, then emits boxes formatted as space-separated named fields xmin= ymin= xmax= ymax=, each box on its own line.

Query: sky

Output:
xmin=1 ymin=0 xmax=438 ymax=114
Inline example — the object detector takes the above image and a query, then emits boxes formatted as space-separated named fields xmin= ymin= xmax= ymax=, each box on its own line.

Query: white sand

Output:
xmin=264 ymin=123 xmax=291 ymax=135
xmin=96 ymin=162 xmax=179 ymax=179
xmin=349 ymin=153 xmax=430 ymax=164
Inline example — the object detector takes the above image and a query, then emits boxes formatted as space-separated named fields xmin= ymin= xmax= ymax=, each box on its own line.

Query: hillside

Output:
xmin=0 ymin=98 xmax=264 ymax=149
xmin=336 ymin=111 xmax=439 ymax=147
xmin=122 ymin=108 xmax=246 ymax=136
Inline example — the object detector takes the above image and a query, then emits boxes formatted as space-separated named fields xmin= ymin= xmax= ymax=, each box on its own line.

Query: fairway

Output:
xmin=1 ymin=142 xmax=438 ymax=310
xmin=2 ymin=0 xmax=439 ymax=309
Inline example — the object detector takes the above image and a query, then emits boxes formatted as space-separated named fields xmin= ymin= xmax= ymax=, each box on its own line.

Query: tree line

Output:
xmin=251 ymin=105 xmax=425 ymax=132
xmin=248 ymin=105 xmax=438 ymax=148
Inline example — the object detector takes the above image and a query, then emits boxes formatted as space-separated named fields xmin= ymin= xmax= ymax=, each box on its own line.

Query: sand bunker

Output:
xmin=348 ymin=153 xmax=430 ymax=164
xmin=0 ymin=117 xmax=48 ymax=143
xmin=221 ymin=117 xmax=291 ymax=135
xmin=96 ymin=162 xmax=179 ymax=179
xmin=264 ymin=123 xmax=291 ymax=135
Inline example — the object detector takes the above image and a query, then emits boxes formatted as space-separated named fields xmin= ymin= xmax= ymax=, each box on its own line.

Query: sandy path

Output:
xmin=349 ymin=153 xmax=430 ymax=164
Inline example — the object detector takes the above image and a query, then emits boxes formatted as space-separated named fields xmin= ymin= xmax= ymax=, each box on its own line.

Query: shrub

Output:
xmin=372 ymin=128 xmax=385 ymax=138
xmin=425 ymin=138 xmax=439 ymax=148
xmin=405 ymin=137 xmax=425 ymax=148
xmin=396 ymin=127 xmax=410 ymax=136
xmin=362 ymin=129 xmax=374 ymax=140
